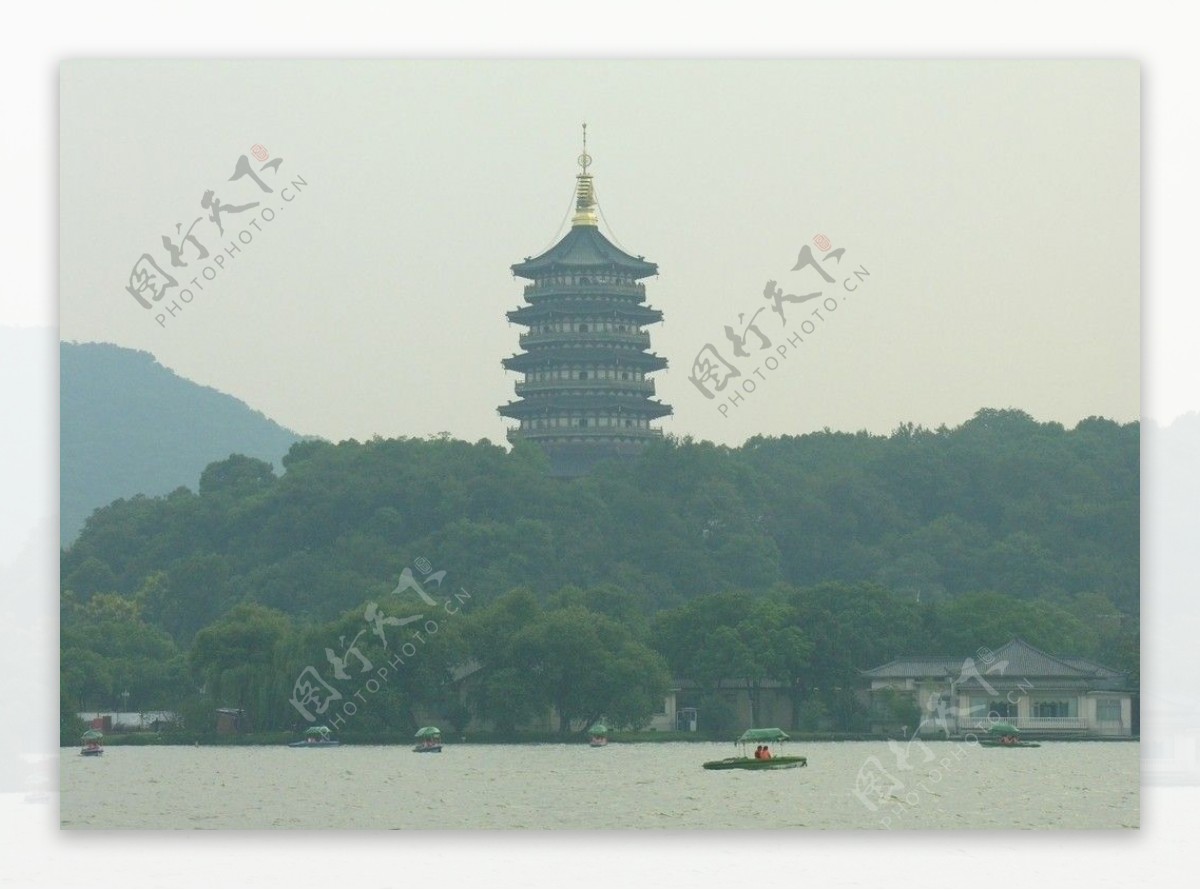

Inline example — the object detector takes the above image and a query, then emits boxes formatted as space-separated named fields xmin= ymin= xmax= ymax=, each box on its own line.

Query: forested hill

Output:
xmin=60 ymin=342 xmax=303 ymax=543
xmin=60 ymin=409 xmax=1139 ymax=734
xmin=63 ymin=409 xmax=1138 ymax=636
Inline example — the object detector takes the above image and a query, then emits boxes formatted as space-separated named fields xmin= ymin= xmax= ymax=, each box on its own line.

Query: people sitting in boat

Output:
xmin=999 ymin=734 xmax=1017 ymax=746
xmin=760 ymin=746 xmax=772 ymax=760
xmin=753 ymin=745 xmax=764 ymax=759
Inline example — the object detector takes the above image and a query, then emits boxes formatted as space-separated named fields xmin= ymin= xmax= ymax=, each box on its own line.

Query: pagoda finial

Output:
xmin=579 ymin=123 xmax=591 ymax=175
xmin=572 ymin=122 xmax=598 ymax=227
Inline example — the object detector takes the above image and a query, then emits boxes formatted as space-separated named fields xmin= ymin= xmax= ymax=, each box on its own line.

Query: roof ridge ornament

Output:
xmin=572 ymin=122 xmax=598 ymax=227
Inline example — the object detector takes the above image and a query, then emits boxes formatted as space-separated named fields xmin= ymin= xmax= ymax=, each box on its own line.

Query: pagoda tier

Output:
xmin=506 ymin=300 xmax=662 ymax=326
xmin=501 ymin=346 xmax=668 ymax=373
xmin=499 ymin=393 xmax=673 ymax=421
xmin=499 ymin=129 xmax=672 ymax=477
xmin=519 ymin=281 xmax=650 ymax=304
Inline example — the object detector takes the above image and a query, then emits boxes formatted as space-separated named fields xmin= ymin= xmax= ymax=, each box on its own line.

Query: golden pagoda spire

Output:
xmin=571 ymin=122 xmax=598 ymax=227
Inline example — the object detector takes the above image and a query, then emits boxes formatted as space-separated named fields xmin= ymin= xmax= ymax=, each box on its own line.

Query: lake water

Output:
xmin=59 ymin=740 xmax=1139 ymax=830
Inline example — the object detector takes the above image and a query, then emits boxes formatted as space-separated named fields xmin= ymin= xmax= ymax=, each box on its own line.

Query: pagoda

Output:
xmin=499 ymin=127 xmax=671 ymax=477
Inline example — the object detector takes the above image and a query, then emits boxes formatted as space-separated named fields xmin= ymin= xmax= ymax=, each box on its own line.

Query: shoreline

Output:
xmin=66 ymin=731 xmax=1140 ymax=748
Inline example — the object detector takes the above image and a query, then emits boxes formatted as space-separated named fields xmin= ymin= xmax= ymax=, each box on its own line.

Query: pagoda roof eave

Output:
xmin=507 ymin=303 xmax=663 ymax=324
xmin=503 ymin=349 xmax=668 ymax=372
xmin=512 ymin=225 xmax=657 ymax=280
xmin=499 ymin=397 xmax=673 ymax=418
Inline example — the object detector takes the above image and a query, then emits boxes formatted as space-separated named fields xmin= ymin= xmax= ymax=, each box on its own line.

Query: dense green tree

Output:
xmin=511 ymin=604 xmax=670 ymax=733
xmin=59 ymin=413 xmax=1140 ymax=732
xmin=931 ymin=592 xmax=1097 ymax=656
xmin=198 ymin=454 xmax=277 ymax=497
xmin=460 ymin=589 xmax=544 ymax=732
xmin=656 ymin=592 xmax=812 ymax=727
xmin=61 ymin=598 xmax=190 ymax=714
xmin=466 ymin=592 xmax=670 ymax=733
xmin=188 ymin=603 xmax=293 ymax=727
xmin=789 ymin=582 xmax=925 ymax=729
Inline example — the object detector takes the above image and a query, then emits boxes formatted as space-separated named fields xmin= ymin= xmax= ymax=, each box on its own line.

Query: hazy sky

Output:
xmin=59 ymin=60 xmax=1139 ymax=446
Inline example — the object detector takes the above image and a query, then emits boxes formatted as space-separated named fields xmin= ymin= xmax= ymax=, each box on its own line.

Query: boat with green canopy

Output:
xmin=702 ymin=728 xmax=807 ymax=770
xmin=414 ymin=726 xmax=443 ymax=753
xmin=288 ymin=725 xmax=340 ymax=747
xmin=978 ymin=722 xmax=1041 ymax=748
xmin=80 ymin=728 xmax=104 ymax=757
xmin=588 ymin=723 xmax=608 ymax=747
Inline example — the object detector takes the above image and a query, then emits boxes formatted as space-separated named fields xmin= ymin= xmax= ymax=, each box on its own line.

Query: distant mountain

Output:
xmin=61 ymin=341 xmax=304 ymax=543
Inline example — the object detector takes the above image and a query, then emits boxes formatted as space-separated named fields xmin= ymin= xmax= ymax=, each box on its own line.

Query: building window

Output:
xmin=1032 ymin=699 xmax=1077 ymax=719
xmin=969 ymin=697 xmax=1017 ymax=721
xmin=1097 ymin=698 xmax=1122 ymax=722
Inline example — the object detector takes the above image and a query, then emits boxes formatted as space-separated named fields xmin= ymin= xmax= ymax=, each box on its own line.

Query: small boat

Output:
xmin=588 ymin=723 xmax=609 ymax=747
xmin=413 ymin=726 xmax=443 ymax=753
xmin=288 ymin=725 xmax=341 ymax=747
xmin=80 ymin=728 xmax=104 ymax=757
xmin=978 ymin=722 xmax=1041 ymax=748
xmin=703 ymin=728 xmax=807 ymax=770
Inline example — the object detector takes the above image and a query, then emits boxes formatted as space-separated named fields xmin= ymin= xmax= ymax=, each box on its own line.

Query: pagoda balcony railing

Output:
xmin=507 ymin=426 xmax=664 ymax=443
xmin=514 ymin=379 xmax=656 ymax=396
xmin=523 ymin=282 xmax=646 ymax=299
xmin=518 ymin=330 xmax=651 ymax=349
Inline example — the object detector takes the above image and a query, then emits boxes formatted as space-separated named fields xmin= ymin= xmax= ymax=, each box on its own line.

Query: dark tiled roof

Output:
xmin=986 ymin=638 xmax=1097 ymax=678
xmin=860 ymin=656 xmax=965 ymax=679
xmin=512 ymin=226 xmax=657 ymax=279
xmin=1058 ymin=656 xmax=1123 ymax=678
xmin=862 ymin=639 xmax=1128 ymax=685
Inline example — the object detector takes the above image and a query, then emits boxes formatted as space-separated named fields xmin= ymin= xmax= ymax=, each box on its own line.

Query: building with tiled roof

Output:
xmin=862 ymin=638 xmax=1135 ymax=738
